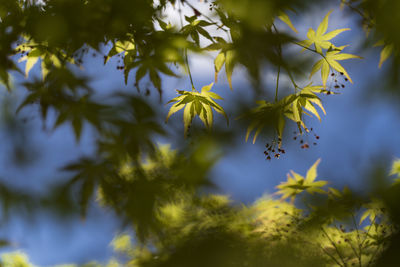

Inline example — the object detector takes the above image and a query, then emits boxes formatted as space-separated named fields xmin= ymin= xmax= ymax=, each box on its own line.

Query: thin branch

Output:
xmin=341 ymin=0 xmax=375 ymax=28
xmin=360 ymin=216 xmax=376 ymax=249
xmin=321 ymin=226 xmax=348 ymax=267
xmin=351 ymin=213 xmax=363 ymax=267
xmin=366 ymin=243 xmax=382 ymax=267
xmin=181 ymin=0 xmax=229 ymax=33
xmin=319 ymin=243 xmax=345 ymax=267
xmin=272 ymin=23 xmax=300 ymax=93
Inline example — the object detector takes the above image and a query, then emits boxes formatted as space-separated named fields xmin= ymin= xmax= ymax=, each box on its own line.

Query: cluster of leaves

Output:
xmin=3 ymin=159 xmax=398 ymax=267
xmin=166 ymin=83 xmax=228 ymax=136
xmin=101 ymin=159 xmax=399 ymax=267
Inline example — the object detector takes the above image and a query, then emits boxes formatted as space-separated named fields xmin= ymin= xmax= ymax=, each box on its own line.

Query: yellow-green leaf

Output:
xmin=166 ymin=102 xmax=185 ymax=122
xmin=321 ymin=61 xmax=330 ymax=88
xmin=379 ymin=44 xmax=394 ymax=68
xmin=300 ymin=11 xmax=349 ymax=54
xmin=278 ymin=12 xmax=298 ymax=33
xmin=183 ymin=102 xmax=193 ymax=136
xmin=24 ymin=57 xmax=39 ymax=77
xmin=225 ymin=50 xmax=235 ymax=90
xmin=305 ymin=159 xmax=321 ymax=184
xmin=214 ymin=52 xmax=225 ymax=82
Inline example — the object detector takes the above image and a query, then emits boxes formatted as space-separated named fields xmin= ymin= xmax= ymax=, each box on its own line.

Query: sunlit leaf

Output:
xmin=276 ymin=159 xmax=327 ymax=201
xmin=166 ymin=83 xmax=228 ymax=136
xmin=278 ymin=11 xmax=298 ymax=33
xmin=300 ymin=11 xmax=349 ymax=53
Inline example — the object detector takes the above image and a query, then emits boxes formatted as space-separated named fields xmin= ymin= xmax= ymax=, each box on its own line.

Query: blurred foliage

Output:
xmin=2 ymin=160 xmax=400 ymax=266
xmin=0 ymin=0 xmax=399 ymax=266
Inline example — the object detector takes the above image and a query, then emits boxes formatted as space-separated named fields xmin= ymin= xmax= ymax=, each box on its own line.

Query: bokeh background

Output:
xmin=0 ymin=1 xmax=399 ymax=265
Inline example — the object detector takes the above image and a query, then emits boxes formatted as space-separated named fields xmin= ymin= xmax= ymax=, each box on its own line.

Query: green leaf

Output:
xmin=378 ymin=44 xmax=394 ymax=68
xmin=166 ymin=102 xmax=185 ymax=122
xmin=276 ymin=159 xmax=327 ymax=201
xmin=214 ymin=52 xmax=225 ymax=82
xmin=390 ymin=158 xmax=400 ymax=178
xmin=225 ymin=50 xmax=236 ymax=90
xmin=183 ymin=102 xmax=193 ymax=136
xmin=310 ymin=50 xmax=362 ymax=87
xmin=166 ymin=83 xmax=227 ymax=135
xmin=278 ymin=11 xmax=298 ymax=33
xmin=300 ymin=11 xmax=349 ymax=53
xmin=24 ymin=57 xmax=39 ymax=77
xmin=276 ymin=113 xmax=285 ymax=140
xmin=305 ymin=159 xmax=321 ymax=184
xmin=201 ymin=82 xmax=214 ymax=93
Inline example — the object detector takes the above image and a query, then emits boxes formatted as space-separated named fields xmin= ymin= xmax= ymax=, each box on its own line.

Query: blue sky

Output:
xmin=0 ymin=2 xmax=400 ymax=266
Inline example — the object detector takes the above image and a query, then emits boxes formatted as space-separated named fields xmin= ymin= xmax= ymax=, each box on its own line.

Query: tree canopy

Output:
xmin=0 ymin=0 xmax=400 ymax=266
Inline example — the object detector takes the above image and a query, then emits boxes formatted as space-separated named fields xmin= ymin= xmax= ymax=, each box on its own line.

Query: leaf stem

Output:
xmin=321 ymin=226 xmax=348 ymax=267
xmin=273 ymin=24 xmax=300 ymax=93
xmin=292 ymin=41 xmax=329 ymax=64
xmin=178 ymin=0 xmax=197 ymax=92
xmin=184 ymin=48 xmax=196 ymax=91
xmin=275 ymin=65 xmax=280 ymax=102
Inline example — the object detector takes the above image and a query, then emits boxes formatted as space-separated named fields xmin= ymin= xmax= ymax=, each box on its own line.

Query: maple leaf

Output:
xmin=310 ymin=50 xmax=362 ymax=87
xmin=374 ymin=40 xmax=394 ymax=68
xmin=299 ymin=11 xmax=349 ymax=54
xmin=277 ymin=11 xmax=298 ymax=33
xmin=166 ymin=83 xmax=228 ymax=136
xmin=16 ymin=39 xmax=75 ymax=79
xmin=275 ymin=159 xmax=327 ymax=202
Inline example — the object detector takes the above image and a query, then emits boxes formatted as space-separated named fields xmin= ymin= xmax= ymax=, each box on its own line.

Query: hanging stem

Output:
xmin=275 ymin=65 xmax=280 ymax=102
xmin=272 ymin=23 xmax=282 ymax=101
xmin=273 ymin=23 xmax=300 ymax=93
xmin=185 ymin=48 xmax=196 ymax=91
xmin=178 ymin=0 xmax=197 ymax=92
